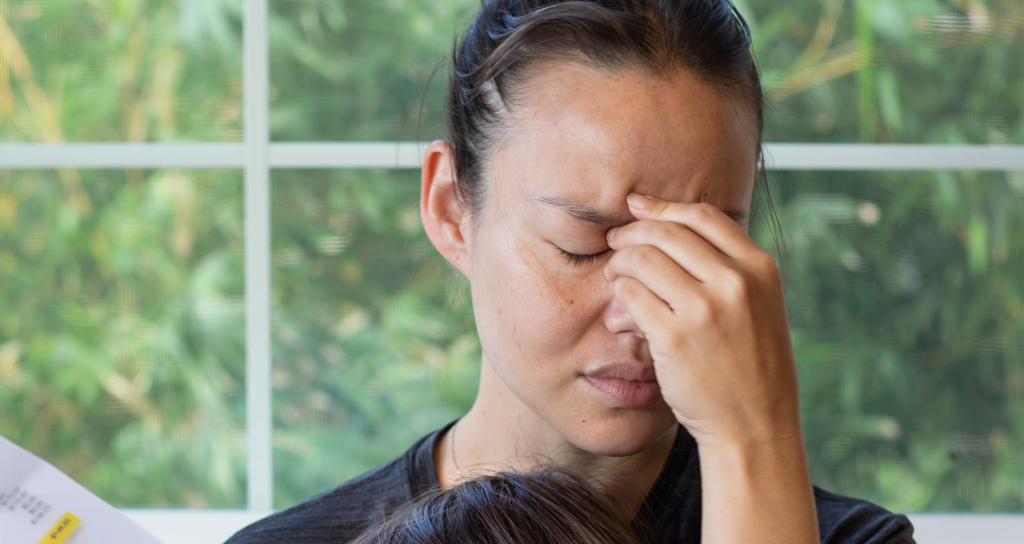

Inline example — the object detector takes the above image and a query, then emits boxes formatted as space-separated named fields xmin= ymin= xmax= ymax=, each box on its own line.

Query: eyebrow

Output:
xmin=531 ymin=196 xmax=748 ymax=226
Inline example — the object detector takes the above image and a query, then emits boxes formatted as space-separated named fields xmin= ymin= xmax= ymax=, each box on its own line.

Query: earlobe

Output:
xmin=420 ymin=140 xmax=471 ymax=278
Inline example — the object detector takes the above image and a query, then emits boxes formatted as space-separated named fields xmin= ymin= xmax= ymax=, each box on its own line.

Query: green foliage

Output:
xmin=0 ymin=0 xmax=242 ymax=141
xmin=269 ymin=0 xmax=479 ymax=141
xmin=270 ymin=169 xmax=479 ymax=506
xmin=756 ymin=170 xmax=1024 ymax=512
xmin=747 ymin=0 xmax=1023 ymax=144
xmin=0 ymin=169 xmax=246 ymax=507
xmin=0 ymin=0 xmax=1021 ymax=515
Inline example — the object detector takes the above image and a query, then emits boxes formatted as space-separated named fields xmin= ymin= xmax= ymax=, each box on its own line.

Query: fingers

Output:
xmin=606 ymin=218 xmax=731 ymax=283
xmin=626 ymin=193 xmax=762 ymax=260
xmin=608 ymin=275 xmax=674 ymax=334
xmin=605 ymin=244 xmax=704 ymax=314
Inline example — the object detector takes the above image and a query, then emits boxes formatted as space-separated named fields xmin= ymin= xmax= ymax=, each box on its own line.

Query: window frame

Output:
xmin=0 ymin=0 xmax=1021 ymax=541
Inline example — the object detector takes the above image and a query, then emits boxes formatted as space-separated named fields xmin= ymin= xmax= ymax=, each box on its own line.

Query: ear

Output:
xmin=421 ymin=140 xmax=472 ymax=278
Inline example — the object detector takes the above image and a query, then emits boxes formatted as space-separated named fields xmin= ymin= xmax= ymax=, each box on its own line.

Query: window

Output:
xmin=1 ymin=1 xmax=1021 ymax=543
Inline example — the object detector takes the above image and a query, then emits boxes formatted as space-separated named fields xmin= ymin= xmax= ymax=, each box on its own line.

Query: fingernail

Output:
xmin=606 ymin=226 xmax=619 ymax=241
xmin=626 ymin=193 xmax=648 ymax=211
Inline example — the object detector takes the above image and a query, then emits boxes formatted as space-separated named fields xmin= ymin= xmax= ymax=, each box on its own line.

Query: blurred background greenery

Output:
xmin=0 ymin=0 xmax=1021 ymax=513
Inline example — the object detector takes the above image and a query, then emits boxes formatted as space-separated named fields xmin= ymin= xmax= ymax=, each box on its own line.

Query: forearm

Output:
xmin=699 ymin=435 xmax=819 ymax=544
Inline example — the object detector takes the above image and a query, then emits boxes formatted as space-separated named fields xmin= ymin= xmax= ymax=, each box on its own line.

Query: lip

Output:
xmin=585 ymin=362 xmax=657 ymax=382
xmin=583 ymin=363 xmax=661 ymax=409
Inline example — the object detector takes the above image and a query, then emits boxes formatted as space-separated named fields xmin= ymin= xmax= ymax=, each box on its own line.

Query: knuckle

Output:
xmin=690 ymin=202 xmax=718 ymax=220
xmin=752 ymin=251 xmax=782 ymax=280
xmin=721 ymin=268 xmax=751 ymax=300
xmin=687 ymin=295 xmax=715 ymax=325
xmin=760 ymin=252 xmax=781 ymax=273
xmin=653 ymin=221 xmax=686 ymax=243
xmin=651 ymin=200 xmax=670 ymax=217
xmin=631 ymin=244 xmax=658 ymax=266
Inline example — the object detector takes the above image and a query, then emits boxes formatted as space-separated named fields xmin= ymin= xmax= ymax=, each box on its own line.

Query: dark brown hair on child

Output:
xmin=351 ymin=466 xmax=652 ymax=544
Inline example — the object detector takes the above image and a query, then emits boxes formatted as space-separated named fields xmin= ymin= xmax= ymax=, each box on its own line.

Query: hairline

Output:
xmin=462 ymin=59 xmax=760 ymax=229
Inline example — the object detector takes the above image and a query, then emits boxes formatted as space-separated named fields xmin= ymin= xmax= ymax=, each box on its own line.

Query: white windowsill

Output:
xmin=124 ymin=510 xmax=270 ymax=544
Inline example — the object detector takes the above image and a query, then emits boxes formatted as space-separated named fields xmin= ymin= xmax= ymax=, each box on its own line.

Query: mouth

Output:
xmin=582 ymin=363 xmax=661 ymax=409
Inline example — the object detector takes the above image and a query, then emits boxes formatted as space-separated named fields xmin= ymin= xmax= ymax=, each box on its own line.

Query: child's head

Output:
xmin=352 ymin=466 xmax=651 ymax=544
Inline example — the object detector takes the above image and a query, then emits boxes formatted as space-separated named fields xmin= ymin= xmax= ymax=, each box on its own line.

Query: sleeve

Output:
xmin=814 ymin=488 xmax=916 ymax=544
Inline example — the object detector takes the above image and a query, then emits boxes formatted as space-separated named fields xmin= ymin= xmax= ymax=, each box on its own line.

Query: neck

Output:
xmin=435 ymin=352 xmax=679 ymax=520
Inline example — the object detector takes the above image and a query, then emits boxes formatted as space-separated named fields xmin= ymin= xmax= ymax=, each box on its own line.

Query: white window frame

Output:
xmin=0 ymin=0 xmax=1022 ymax=542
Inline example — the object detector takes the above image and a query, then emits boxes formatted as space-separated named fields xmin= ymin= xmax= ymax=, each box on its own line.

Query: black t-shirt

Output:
xmin=225 ymin=419 xmax=915 ymax=544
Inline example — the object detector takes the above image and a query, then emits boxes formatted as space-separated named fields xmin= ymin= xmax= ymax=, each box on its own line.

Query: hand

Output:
xmin=605 ymin=192 xmax=817 ymax=543
xmin=603 ymin=192 xmax=802 ymax=452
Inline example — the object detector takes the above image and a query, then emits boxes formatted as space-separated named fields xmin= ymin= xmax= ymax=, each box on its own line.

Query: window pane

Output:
xmin=269 ymin=0 xmax=1023 ymax=144
xmin=271 ymin=169 xmax=478 ymax=507
xmin=0 ymin=169 xmax=246 ymax=507
xmin=754 ymin=169 xmax=1024 ymax=512
xmin=269 ymin=0 xmax=478 ymax=141
xmin=0 ymin=0 xmax=242 ymax=142
xmin=747 ymin=0 xmax=1024 ymax=144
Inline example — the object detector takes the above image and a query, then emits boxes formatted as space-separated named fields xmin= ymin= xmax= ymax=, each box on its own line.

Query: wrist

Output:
xmin=694 ymin=421 xmax=805 ymax=456
xmin=697 ymin=430 xmax=810 ymax=482
xmin=697 ymin=429 xmax=819 ymax=544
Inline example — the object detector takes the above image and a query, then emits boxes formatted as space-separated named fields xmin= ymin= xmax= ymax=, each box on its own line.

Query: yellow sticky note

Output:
xmin=39 ymin=512 xmax=81 ymax=544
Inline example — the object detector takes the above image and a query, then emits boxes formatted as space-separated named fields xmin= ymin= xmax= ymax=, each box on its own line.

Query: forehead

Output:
xmin=490 ymin=62 xmax=758 ymax=215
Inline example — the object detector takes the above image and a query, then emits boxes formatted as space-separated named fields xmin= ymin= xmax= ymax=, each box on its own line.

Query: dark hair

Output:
xmin=444 ymin=0 xmax=782 ymax=251
xmin=351 ymin=466 xmax=653 ymax=544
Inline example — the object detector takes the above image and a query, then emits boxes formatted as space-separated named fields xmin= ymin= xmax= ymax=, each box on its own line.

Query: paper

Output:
xmin=0 ymin=435 xmax=164 ymax=544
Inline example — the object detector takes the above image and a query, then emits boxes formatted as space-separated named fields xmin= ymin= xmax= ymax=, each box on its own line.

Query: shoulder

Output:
xmin=813 ymin=486 xmax=916 ymax=544
xmin=223 ymin=453 xmax=414 ymax=544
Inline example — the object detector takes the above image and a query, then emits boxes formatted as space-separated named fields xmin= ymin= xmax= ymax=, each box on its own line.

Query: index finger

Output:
xmin=626 ymin=192 xmax=760 ymax=260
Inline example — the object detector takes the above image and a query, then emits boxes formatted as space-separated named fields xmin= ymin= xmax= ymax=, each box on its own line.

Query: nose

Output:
xmin=603 ymin=292 xmax=646 ymax=339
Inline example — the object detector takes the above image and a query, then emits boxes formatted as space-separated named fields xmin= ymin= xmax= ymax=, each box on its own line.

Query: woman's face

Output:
xmin=441 ymin=62 xmax=758 ymax=456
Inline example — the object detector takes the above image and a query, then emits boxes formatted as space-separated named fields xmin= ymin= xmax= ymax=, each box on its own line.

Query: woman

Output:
xmin=228 ymin=1 xmax=915 ymax=543
xmin=350 ymin=467 xmax=653 ymax=544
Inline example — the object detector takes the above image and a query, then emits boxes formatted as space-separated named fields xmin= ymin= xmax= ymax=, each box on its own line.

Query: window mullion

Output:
xmin=243 ymin=0 xmax=273 ymax=513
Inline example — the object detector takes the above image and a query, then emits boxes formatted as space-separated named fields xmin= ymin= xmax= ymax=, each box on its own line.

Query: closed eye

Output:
xmin=557 ymin=246 xmax=612 ymax=267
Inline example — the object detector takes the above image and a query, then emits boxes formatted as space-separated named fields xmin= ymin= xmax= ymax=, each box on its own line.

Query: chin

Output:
xmin=557 ymin=405 xmax=678 ymax=457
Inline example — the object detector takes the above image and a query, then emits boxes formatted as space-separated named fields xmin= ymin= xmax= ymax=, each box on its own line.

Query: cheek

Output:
xmin=470 ymin=231 xmax=602 ymax=369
